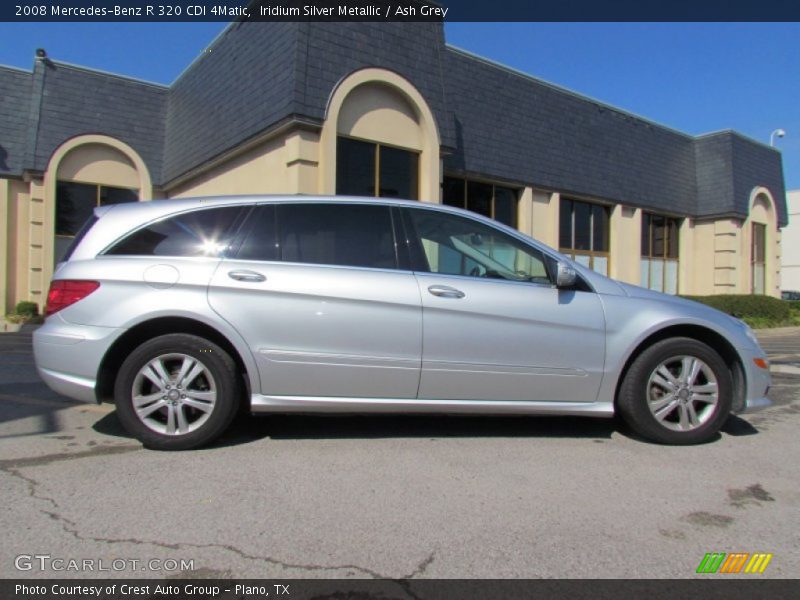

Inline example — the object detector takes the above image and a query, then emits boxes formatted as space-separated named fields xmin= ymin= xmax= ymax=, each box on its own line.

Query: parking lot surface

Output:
xmin=1 ymin=328 xmax=798 ymax=579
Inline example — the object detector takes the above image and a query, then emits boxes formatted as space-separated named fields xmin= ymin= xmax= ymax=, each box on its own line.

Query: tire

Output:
xmin=617 ymin=337 xmax=732 ymax=445
xmin=114 ymin=334 xmax=240 ymax=450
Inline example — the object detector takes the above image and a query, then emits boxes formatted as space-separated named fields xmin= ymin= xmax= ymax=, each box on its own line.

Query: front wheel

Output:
xmin=114 ymin=334 xmax=240 ymax=450
xmin=617 ymin=337 xmax=732 ymax=445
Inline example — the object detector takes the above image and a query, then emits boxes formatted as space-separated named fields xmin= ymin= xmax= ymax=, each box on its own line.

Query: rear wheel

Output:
xmin=114 ymin=334 xmax=240 ymax=450
xmin=617 ymin=337 xmax=732 ymax=445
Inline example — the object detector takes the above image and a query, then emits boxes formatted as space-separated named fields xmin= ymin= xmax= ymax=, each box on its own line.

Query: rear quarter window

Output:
xmin=60 ymin=214 xmax=98 ymax=262
xmin=105 ymin=206 xmax=246 ymax=257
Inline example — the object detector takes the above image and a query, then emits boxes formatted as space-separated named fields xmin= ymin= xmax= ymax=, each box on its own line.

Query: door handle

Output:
xmin=228 ymin=270 xmax=266 ymax=283
xmin=428 ymin=285 xmax=465 ymax=299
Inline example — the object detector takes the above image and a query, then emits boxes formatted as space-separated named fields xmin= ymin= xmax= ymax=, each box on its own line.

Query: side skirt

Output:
xmin=250 ymin=394 xmax=615 ymax=417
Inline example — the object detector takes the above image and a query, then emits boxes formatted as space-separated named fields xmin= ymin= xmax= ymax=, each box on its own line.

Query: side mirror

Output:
xmin=556 ymin=261 xmax=578 ymax=288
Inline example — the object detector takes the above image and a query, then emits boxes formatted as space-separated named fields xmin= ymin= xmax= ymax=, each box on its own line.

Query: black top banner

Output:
xmin=5 ymin=0 xmax=800 ymax=22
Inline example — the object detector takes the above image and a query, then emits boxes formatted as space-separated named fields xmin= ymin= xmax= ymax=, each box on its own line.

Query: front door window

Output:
xmin=405 ymin=207 xmax=551 ymax=286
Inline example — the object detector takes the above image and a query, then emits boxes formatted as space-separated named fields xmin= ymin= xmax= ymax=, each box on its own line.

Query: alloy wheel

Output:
xmin=646 ymin=355 xmax=719 ymax=432
xmin=131 ymin=353 xmax=217 ymax=436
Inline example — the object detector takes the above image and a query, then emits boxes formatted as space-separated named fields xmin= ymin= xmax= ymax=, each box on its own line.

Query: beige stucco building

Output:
xmin=0 ymin=22 xmax=787 ymax=317
xmin=780 ymin=190 xmax=800 ymax=293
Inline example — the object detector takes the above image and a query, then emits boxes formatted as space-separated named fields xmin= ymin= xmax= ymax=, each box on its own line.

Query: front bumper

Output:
xmin=736 ymin=347 xmax=772 ymax=414
xmin=33 ymin=315 xmax=122 ymax=404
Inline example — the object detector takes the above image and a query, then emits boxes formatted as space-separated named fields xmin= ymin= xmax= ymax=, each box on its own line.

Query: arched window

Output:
xmin=749 ymin=193 xmax=772 ymax=295
xmin=320 ymin=69 xmax=440 ymax=203
xmin=335 ymin=82 xmax=421 ymax=200
xmin=52 ymin=142 xmax=142 ymax=262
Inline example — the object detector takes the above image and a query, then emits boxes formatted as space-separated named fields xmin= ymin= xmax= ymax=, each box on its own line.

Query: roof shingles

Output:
xmin=0 ymin=24 xmax=786 ymax=225
xmin=0 ymin=66 xmax=33 ymax=176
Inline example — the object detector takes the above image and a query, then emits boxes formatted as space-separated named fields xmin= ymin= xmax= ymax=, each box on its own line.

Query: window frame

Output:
xmin=400 ymin=205 xmax=558 ymax=288
xmin=641 ymin=211 xmax=681 ymax=293
xmin=230 ymin=202 xmax=408 ymax=273
xmin=103 ymin=205 xmax=252 ymax=258
xmin=442 ymin=175 xmax=520 ymax=228
xmin=558 ymin=197 xmax=610 ymax=274
xmin=751 ymin=222 xmax=767 ymax=295
xmin=56 ymin=180 xmax=139 ymax=239
xmin=336 ymin=135 xmax=420 ymax=200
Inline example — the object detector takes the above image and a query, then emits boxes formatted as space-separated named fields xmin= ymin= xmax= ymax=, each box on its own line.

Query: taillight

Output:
xmin=45 ymin=280 xmax=100 ymax=316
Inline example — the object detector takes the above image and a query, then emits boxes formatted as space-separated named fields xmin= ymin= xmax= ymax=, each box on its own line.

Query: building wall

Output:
xmin=168 ymin=130 xmax=320 ymax=198
xmin=0 ymin=60 xmax=788 ymax=315
xmin=30 ymin=61 xmax=167 ymax=184
xmin=0 ymin=136 xmax=154 ymax=316
xmin=1 ymin=176 xmax=34 ymax=315
xmin=780 ymin=190 xmax=800 ymax=291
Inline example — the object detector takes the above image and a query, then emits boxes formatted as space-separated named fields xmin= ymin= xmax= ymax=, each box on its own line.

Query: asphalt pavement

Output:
xmin=756 ymin=327 xmax=800 ymax=374
xmin=1 ymin=327 xmax=798 ymax=579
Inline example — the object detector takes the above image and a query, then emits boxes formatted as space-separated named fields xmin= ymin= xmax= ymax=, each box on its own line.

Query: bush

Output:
xmin=14 ymin=301 xmax=39 ymax=318
xmin=4 ymin=300 xmax=41 ymax=325
xmin=681 ymin=294 xmax=791 ymax=327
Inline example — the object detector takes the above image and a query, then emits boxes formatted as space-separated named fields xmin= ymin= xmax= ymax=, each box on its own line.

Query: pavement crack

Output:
xmin=403 ymin=551 xmax=435 ymax=579
xmin=1 ymin=461 xmax=390 ymax=579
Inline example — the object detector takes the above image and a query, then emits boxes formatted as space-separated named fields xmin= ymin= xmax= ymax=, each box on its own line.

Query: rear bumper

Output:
xmin=33 ymin=316 xmax=122 ymax=404
xmin=36 ymin=367 xmax=97 ymax=403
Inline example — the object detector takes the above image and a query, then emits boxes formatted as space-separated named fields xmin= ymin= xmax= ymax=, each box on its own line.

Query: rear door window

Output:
xmin=275 ymin=203 xmax=398 ymax=270
xmin=106 ymin=206 xmax=246 ymax=257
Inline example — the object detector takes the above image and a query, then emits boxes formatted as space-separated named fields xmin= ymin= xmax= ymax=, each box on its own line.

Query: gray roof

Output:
xmin=443 ymin=48 xmax=698 ymax=214
xmin=30 ymin=60 xmax=168 ymax=183
xmin=442 ymin=47 xmax=787 ymax=226
xmin=0 ymin=66 xmax=32 ymax=176
xmin=295 ymin=22 xmax=455 ymax=148
xmin=163 ymin=21 xmax=301 ymax=183
xmin=163 ymin=21 xmax=455 ymax=183
xmin=0 ymin=23 xmax=786 ymax=225
xmin=694 ymin=131 xmax=787 ymax=224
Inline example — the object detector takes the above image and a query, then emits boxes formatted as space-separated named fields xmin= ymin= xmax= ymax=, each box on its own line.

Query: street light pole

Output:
xmin=770 ymin=128 xmax=786 ymax=147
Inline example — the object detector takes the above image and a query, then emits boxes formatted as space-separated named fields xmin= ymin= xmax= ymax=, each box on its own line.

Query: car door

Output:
xmin=403 ymin=206 xmax=606 ymax=403
xmin=207 ymin=202 xmax=422 ymax=399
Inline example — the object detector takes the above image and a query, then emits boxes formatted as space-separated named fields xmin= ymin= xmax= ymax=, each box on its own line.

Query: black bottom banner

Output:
xmin=4 ymin=579 xmax=800 ymax=600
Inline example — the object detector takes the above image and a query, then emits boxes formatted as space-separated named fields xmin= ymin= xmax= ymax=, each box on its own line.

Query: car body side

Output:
xmin=33 ymin=196 xmax=771 ymax=418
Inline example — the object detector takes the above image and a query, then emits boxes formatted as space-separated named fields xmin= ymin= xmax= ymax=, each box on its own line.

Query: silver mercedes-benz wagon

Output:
xmin=33 ymin=196 xmax=771 ymax=450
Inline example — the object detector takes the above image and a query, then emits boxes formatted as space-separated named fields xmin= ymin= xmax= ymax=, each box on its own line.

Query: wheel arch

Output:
xmin=613 ymin=324 xmax=747 ymax=414
xmin=96 ymin=316 xmax=254 ymax=405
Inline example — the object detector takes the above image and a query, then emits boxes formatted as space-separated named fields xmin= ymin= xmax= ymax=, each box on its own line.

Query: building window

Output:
xmin=751 ymin=222 xmax=766 ymax=294
xmin=559 ymin=198 xmax=610 ymax=275
xmin=641 ymin=213 xmax=680 ymax=294
xmin=55 ymin=181 xmax=138 ymax=262
xmin=442 ymin=176 xmax=518 ymax=228
xmin=336 ymin=136 xmax=418 ymax=200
